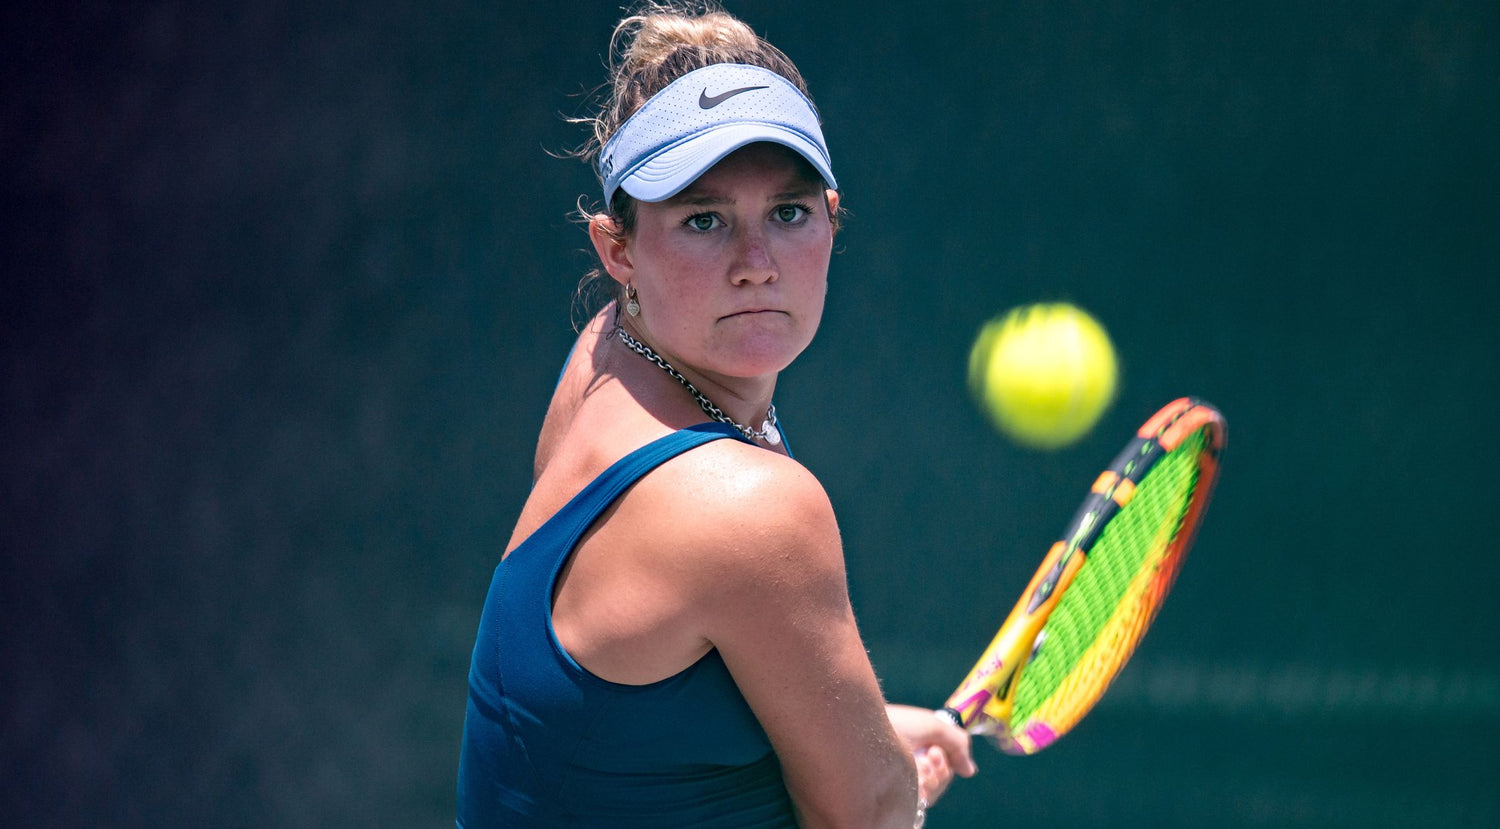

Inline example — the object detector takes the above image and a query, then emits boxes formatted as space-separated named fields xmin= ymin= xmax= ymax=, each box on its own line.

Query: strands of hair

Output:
xmin=564 ymin=1 xmax=815 ymax=330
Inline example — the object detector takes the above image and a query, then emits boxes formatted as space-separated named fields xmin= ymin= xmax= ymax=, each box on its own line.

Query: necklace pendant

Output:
xmin=762 ymin=422 xmax=782 ymax=446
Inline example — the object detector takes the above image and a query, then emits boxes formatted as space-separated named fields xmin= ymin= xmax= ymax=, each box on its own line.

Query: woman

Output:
xmin=457 ymin=3 xmax=975 ymax=826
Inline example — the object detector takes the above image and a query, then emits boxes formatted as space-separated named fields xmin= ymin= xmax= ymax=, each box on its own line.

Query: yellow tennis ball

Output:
xmin=968 ymin=303 xmax=1119 ymax=449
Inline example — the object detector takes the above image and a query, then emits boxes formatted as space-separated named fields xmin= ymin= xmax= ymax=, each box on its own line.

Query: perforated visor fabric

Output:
xmin=600 ymin=63 xmax=835 ymax=204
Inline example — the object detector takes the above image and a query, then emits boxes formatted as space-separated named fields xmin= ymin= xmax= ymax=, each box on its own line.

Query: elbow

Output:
xmin=795 ymin=761 xmax=919 ymax=829
xmin=870 ymin=763 xmax=922 ymax=829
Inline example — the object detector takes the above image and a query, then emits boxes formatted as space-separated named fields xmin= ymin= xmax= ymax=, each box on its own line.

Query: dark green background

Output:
xmin=4 ymin=1 xmax=1497 ymax=826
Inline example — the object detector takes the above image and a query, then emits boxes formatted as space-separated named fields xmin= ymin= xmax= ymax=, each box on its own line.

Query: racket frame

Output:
xmin=939 ymin=397 xmax=1225 ymax=754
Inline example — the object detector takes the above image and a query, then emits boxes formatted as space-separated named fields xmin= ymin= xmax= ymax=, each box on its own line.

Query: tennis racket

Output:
xmin=939 ymin=397 xmax=1226 ymax=754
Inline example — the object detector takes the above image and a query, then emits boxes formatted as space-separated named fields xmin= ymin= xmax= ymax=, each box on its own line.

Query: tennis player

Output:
xmin=457 ymin=3 xmax=975 ymax=825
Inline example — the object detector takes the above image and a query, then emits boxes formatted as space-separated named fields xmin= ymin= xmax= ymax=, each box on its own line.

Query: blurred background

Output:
xmin=4 ymin=1 xmax=1497 ymax=826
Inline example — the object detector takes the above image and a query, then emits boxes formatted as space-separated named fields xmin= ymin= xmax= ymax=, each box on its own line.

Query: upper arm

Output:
xmin=678 ymin=452 xmax=917 ymax=828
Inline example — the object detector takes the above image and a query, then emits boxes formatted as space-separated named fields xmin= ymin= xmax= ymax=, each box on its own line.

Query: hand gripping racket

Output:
xmin=939 ymin=397 xmax=1226 ymax=754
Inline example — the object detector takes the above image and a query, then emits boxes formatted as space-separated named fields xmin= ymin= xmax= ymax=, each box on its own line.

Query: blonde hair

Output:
xmin=568 ymin=1 xmax=835 ymax=328
xmin=580 ymin=1 xmax=810 ymax=181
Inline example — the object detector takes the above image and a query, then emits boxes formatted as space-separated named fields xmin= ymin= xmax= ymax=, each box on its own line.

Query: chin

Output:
xmin=717 ymin=315 xmax=817 ymax=374
xmin=722 ymin=341 xmax=809 ymax=378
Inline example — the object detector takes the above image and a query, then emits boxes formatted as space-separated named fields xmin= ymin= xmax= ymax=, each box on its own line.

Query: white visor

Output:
xmin=599 ymin=63 xmax=836 ymax=205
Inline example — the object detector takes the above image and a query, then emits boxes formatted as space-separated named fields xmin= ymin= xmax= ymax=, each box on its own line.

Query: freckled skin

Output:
xmin=602 ymin=144 xmax=837 ymax=414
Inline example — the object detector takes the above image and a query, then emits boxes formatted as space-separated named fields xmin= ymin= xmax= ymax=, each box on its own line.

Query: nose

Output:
xmin=729 ymin=224 xmax=777 ymax=286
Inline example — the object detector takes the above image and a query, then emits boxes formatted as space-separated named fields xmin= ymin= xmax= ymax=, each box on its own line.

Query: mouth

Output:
xmin=722 ymin=308 xmax=784 ymax=320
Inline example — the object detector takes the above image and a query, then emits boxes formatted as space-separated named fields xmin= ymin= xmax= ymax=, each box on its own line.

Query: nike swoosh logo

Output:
xmin=699 ymin=85 xmax=769 ymax=109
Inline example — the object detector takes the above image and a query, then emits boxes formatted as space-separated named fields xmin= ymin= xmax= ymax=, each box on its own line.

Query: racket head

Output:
xmin=945 ymin=397 xmax=1225 ymax=754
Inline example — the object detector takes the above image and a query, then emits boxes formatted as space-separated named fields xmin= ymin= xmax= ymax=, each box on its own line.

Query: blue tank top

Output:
xmin=456 ymin=423 xmax=798 ymax=827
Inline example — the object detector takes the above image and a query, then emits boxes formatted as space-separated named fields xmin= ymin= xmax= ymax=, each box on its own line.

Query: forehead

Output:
xmin=672 ymin=143 xmax=826 ymax=201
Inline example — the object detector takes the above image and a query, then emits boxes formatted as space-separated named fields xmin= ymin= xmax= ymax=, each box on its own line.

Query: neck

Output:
xmin=614 ymin=325 xmax=782 ymax=445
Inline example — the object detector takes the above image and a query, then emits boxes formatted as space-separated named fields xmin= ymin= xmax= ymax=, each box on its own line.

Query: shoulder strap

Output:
xmin=542 ymin=423 xmax=748 ymax=555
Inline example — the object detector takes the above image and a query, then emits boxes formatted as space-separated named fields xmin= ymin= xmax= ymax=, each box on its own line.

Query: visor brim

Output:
xmin=613 ymin=124 xmax=837 ymax=204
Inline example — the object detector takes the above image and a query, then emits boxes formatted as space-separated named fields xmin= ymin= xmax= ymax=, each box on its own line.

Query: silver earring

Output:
xmin=625 ymin=285 xmax=640 ymax=317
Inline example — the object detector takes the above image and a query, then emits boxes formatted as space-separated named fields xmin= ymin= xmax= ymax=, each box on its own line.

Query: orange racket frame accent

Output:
xmin=939 ymin=397 xmax=1225 ymax=754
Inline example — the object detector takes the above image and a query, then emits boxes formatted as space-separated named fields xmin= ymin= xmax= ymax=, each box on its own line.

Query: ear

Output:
xmin=588 ymin=214 xmax=633 ymax=286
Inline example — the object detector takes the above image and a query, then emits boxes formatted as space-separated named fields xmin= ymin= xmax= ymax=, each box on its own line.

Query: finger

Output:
xmin=917 ymin=747 xmax=956 ymax=802
xmin=918 ymin=743 xmax=954 ymax=791
xmin=922 ymin=746 xmax=950 ymax=776
xmin=929 ymin=713 xmax=979 ymax=777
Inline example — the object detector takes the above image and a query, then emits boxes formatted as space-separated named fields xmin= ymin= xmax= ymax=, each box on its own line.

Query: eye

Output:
xmin=685 ymin=213 xmax=721 ymax=232
xmin=773 ymin=203 xmax=812 ymax=224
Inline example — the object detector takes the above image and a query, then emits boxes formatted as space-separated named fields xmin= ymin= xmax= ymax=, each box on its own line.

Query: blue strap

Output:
xmin=545 ymin=423 xmax=749 ymax=553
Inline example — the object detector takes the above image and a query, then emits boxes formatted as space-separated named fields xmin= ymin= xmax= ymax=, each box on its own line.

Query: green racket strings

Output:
xmin=1010 ymin=427 xmax=1208 ymax=726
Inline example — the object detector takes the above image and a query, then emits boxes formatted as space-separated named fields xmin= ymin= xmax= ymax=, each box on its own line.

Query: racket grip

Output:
xmin=934 ymin=707 xmax=962 ymax=728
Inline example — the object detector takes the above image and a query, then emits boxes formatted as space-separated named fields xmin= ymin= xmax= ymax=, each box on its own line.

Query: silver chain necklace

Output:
xmin=616 ymin=327 xmax=782 ymax=446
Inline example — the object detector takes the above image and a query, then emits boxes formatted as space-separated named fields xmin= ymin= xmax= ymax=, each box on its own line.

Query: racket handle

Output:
xmin=934 ymin=707 xmax=962 ymax=728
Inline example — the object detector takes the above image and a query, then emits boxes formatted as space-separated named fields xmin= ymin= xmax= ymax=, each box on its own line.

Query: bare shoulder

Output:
xmin=658 ymin=440 xmax=837 ymax=548
xmin=634 ymin=439 xmax=847 ymax=617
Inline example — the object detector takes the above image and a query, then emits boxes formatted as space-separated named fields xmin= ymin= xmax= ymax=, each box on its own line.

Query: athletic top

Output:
xmin=456 ymin=423 xmax=798 ymax=827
